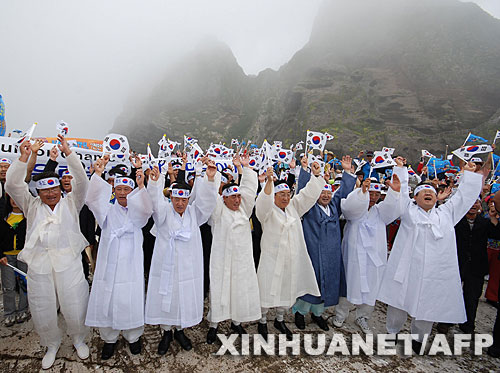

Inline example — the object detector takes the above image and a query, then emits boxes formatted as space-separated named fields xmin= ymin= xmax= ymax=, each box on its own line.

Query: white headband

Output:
xmin=172 ymin=163 xmax=182 ymax=170
xmin=274 ymin=183 xmax=290 ymax=194
xmin=414 ymin=184 xmax=436 ymax=196
xmin=222 ymin=185 xmax=240 ymax=197
xmin=36 ymin=177 xmax=60 ymax=190
xmin=369 ymin=183 xmax=383 ymax=192
xmin=114 ymin=177 xmax=135 ymax=188
xmin=220 ymin=175 xmax=228 ymax=184
xmin=323 ymin=184 xmax=332 ymax=192
xmin=171 ymin=189 xmax=190 ymax=198
xmin=61 ymin=170 xmax=72 ymax=177
xmin=0 ymin=158 xmax=12 ymax=165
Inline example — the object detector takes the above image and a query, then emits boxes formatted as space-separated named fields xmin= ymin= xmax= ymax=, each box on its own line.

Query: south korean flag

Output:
xmin=306 ymin=130 xmax=326 ymax=151
xmin=103 ymin=133 xmax=130 ymax=163
xmin=370 ymin=151 xmax=395 ymax=169
xmin=452 ymin=144 xmax=493 ymax=161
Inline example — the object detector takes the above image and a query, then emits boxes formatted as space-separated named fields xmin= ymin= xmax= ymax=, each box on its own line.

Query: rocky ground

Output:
xmin=1 ymin=287 xmax=499 ymax=372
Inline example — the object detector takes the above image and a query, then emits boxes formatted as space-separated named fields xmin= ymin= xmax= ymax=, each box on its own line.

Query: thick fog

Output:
xmin=0 ymin=0 xmax=498 ymax=140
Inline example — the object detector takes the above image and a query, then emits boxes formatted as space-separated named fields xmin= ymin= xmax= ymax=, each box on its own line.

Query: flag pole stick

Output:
xmin=6 ymin=263 xmax=27 ymax=278
xmin=462 ymin=132 xmax=471 ymax=147
xmin=433 ymin=160 xmax=437 ymax=179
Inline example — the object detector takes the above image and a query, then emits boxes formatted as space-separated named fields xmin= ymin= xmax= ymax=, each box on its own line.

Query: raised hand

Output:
xmin=463 ymin=161 xmax=476 ymax=173
xmin=49 ymin=146 xmax=59 ymax=161
xmin=311 ymin=162 xmax=321 ymax=176
xmin=341 ymin=155 xmax=352 ymax=171
xmin=437 ymin=186 xmax=452 ymax=201
xmin=130 ymin=154 xmax=142 ymax=169
xmin=57 ymin=134 xmax=71 ymax=156
xmin=19 ymin=140 xmax=32 ymax=162
xmin=31 ymin=139 xmax=45 ymax=153
xmin=387 ymin=174 xmax=401 ymax=193
xmin=233 ymin=154 xmax=241 ymax=168
xmin=93 ymin=156 xmax=108 ymax=177
xmin=289 ymin=157 xmax=296 ymax=169
xmin=361 ymin=178 xmax=371 ymax=194
xmin=240 ymin=153 xmax=250 ymax=168
xmin=150 ymin=165 xmax=160 ymax=182
xmin=394 ymin=156 xmax=404 ymax=168
xmin=136 ymin=168 xmax=145 ymax=188
xmin=205 ymin=160 xmax=217 ymax=181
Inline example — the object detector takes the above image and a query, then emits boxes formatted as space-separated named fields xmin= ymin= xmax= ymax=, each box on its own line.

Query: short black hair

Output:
xmin=171 ymin=182 xmax=192 ymax=192
xmin=32 ymin=171 xmax=59 ymax=182
xmin=108 ymin=166 xmax=127 ymax=177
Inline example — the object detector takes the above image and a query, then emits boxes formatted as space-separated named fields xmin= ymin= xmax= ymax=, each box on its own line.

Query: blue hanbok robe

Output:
xmin=297 ymin=168 xmax=356 ymax=306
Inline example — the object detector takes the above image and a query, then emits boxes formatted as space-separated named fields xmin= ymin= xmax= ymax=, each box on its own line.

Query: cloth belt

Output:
xmin=102 ymin=221 xmax=134 ymax=316
xmin=357 ymin=216 xmax=384 ymax=293
xmin=159 ymin=225 xmax=192 ymax=313
xmin=393 ymin=213 xmax=443 ymax=284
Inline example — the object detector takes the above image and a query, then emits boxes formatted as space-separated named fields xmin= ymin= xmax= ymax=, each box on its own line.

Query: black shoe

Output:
xmin=436 ymin=322 xmax=451 ymax=334
xmin=294 ymin=312 xmax=306 ymax=330
xmin=101 ymin=342 xmax=116 ymax=360
xmin=257 ymin=322 xmax=268 ymax=340
xmin=174 ymin=329 xmax=192 ymax=351
xmin=311 ymin=314 xmax=329 ymax=331
xmin=129 ymin=337 xmax=142 ymax=355
xmin=230 ymin=322 xmax=247 ymax=335
xmin=486 ymin=299 xmax=500 ymax=309
xmin=158 ymin=330 xmax=173 ymax=355
xmin=274 ymin=319 xmax=293 ymax=340
xmin=412 ymin=340 xmax=423 ymax=355
xmin=487 ymin=344 xmax=500 ymax=358
xmin=206 ymin=327 xmax=218 ymax=344
xmin=458 ymin=323 xmax=474 ymax=334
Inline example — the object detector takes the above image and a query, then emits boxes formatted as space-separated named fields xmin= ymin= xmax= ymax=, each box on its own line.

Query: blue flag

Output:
xmin=427 ymin=157 xmax=450 ymax=176
xmin=466 ymin=134 xmax=488 ymax=144
xmin=492 ymin=154 xmax=500 ymax=177
xmin=0 ymin=94 xmax=6 ymax=136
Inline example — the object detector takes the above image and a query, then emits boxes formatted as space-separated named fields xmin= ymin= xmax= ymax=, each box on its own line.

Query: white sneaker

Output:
xmin=42 ymin=347 xmax=58 ymax=370
xmin=332 ymin=316 xmax=344 ymax=328
xmin=74 ymin=343 xmax=90 ymax=360
xmin=355 ymin=317 xmax=372 ymax=334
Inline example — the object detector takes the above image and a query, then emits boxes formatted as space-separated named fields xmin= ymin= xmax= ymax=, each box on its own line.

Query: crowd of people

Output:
xmin=1 ymin=135 xmax=500 ymax=369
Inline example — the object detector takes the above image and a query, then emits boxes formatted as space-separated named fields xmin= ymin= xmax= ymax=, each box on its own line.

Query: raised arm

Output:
xmin=239 ymin=155 xmax=258 ymax=218
xmin=291 ymin=161 xmax=324 ymax=217
xmin=61 ymin=135 xmax=89 ymax=212
xmin=193 ymin=160 xmax=218 ymax=226
xmin=5 ymin=141 xmax=35 ymax=214
xmin=127 ymin=168 xmax=153 ymax=228
xmin=256 ymin=166 xmax=275 ymax=223
xmin=440 ymin=163 xmax=483 ymax=226
xmin=146 ymin=166 xmax=170 ymax=226
xmin=341 ymin=180 xmax=370 ymax=221
xmin=374 ymin=175 xmax=402 ymax=225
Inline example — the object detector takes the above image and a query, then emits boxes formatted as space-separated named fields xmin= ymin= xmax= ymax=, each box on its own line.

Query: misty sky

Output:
xmin=0 ymin=0 xmax=499 ymax=140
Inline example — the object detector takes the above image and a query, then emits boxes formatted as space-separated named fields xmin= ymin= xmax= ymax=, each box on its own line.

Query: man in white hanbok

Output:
xmin=5 ymin=137 xmax=90 ymax=370
xmin=255 ymin=163 xmax=324 ymax=340
xmin=206 ymin=153 xmax=261 ymax=344
xmin=334 ymin=169 xmax=401 ymax=334
xmin=85 ymin=156 xmax=153 ymax=360
xmin=377 ymin=160 xmax=487 ymax=352
xmin=145 ymin=161 xmax=217 ymax=355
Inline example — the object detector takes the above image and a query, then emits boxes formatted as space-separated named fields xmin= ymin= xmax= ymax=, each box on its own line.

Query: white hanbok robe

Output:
xmin=5 ymin=152 xmax=90 ymax=347
xmin=85 ymin=175 xmax=153 ymax=330
xmin=145 ymin=175 xmax=217 ymax=328
xmin=256 ymin=175 xmax=324 ymax=308
xmin=377 ymin=168 xmax=483 ymax=323
xmin=208 ymin=167 xmax=261 ymax=323
xmin=340 ymin=187 xmax=401 ymax=306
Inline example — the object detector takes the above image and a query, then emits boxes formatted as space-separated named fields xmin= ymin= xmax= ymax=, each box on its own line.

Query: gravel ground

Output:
xmin=1 ymin=285 xmax=499 ymax=372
